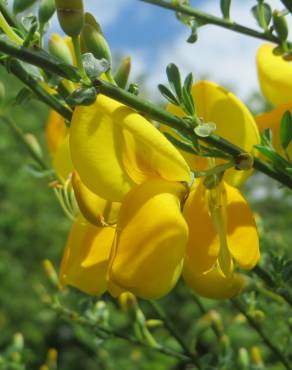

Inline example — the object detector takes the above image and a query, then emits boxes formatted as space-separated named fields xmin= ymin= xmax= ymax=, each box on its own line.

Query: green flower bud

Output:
xmin=239 ymin=348 xmax=250 ymax=369
xmin=273 ymin=10 xmax=289 ymax=42
xmin=48 ymin=33 xmax=73 ymax=65
xmin=55 ymin=0 xmax=84 ymax=37
xmin=114 ymin=56 xmax=131 ymax=89
xmin=0 ymin=82 xmax=6 ymax=103
xmin=39 ymin=0 xmax=56 ymax=25
xmin=80 ymin=13 xmax=112 ymax=67
xmin=13 ymin=0 xmax=37 ymax=14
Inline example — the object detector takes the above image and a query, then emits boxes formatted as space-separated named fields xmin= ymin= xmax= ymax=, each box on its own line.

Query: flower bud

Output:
xmin=239 ymin=348 xmax=250 ymax=369
xmin=48 ymin=33 xmax=73 ymax=65
xmin=39 ymin=0 xmax=56 ymax=25
xmin=80 ymin=13 xmax=112 ymax=67
xmin=55 ymin=0 xmax=84 ymax=37
xmin=273 ymin=10 xmax=289 ymax=42
xmin=13 ymin=0 xmax=37 ymax=14
xmin=250 ymin=346 xmax=264 ymax=366
xmin=114 ymin=56 xmax=131 ymax=89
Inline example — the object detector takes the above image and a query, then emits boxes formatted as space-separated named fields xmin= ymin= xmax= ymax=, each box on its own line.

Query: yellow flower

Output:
xmin=72 ymin=171 xmax=121 ymax=226
xmin=256 ymin=43 xmax=292 ymax=106
xmin=69 ymin=95 xmax=191 ymax=202
xmin=256 ymin=43 xmax=292 ymax=158
xmin=60 ymin=217 xmax=115 ymax=295
xmin=164 ymin=81 xmax=260 ymax=187
xmin=108 ymin=179 xmax=189 ymax=299
xmin=45 ymin=110 xmax=73 ymax=180
xmin=256 ymin=102 xmax=292 ymax=158
xmin=183 ymin=179 xmax=259 ymax=299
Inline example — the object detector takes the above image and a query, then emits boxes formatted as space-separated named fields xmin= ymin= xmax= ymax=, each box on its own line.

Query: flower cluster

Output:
xmin=46 ymin=57 xmax=264 ymax=299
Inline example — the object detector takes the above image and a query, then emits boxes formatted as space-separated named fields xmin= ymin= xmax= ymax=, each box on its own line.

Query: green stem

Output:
xmin=0 ymin=11 xmax=23 ymax=45
xmin=149 ymin=300 xmax=202 ymax=369
xmin=253 ymin=265 xmax=292 ymax=308
xmin=0 ymin=116 xmax=49 ymax=172
xmin=0 ymin=38 xmax=80 ymax=82
xmin=51 ymin=300 xmax=191 ymax=362
xmin=231 ymin=298 xmax=292 ymax=370
xmin=71 ymin=36 xmax=91 ymax=86
xmin=140 ymin=0 xmax=280 ymax=43
xmin=5 ymin=59 xmax=72 ymax=120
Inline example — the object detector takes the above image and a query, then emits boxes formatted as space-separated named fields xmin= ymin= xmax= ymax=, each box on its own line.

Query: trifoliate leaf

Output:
xmin=166 ymin=63 xmax=182 ymax=101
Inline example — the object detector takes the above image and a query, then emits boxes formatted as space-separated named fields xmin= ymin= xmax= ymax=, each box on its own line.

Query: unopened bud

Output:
xmin=146 ymin=319 xmax=164 ymax=328
xmin=42 ymin=259 xmax=59 ymax=286
xmin=13 ymin=333 xmax=24 ymax=351
xmin=235 ymin=153 xmax=254 ymax=170
xmin=55 ymin=0 xmax=84 ymax=37
xmin=118 ymin=292 xmax=137 ymax=312
xmin=47 ymin=348 xmax=58 ymax=366
xmin=114 ymin=56 xmax=131 ymax=89
xmin=48 ymin=33 xmax=73 ymax=65
xmin=252 ymin=309 xmax=265 ymax=322
xmin=39 ymin=0 xmax=56 ymax=25
xmin=250 ymin=346 xmax=264 ymax=366
xmin=13 ymin=0 xmax=37 ymax=14
xmin=239 ymin=347 xmax=250 ymax=369
xmin=273 ymin=10 xmax=289 ymax=42
xmin=80 ymin=13 xmax=112 ymax=67
xmin=24 ymin=133 xmax=43 ymax=159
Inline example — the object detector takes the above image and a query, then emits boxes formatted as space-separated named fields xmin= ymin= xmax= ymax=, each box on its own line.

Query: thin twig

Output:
xmin=149 ymin=300 xmax=202 ymax=369
xmin=231 ymin=298 xmax=292 ymax=370
xmin=139 ymin=0 xmax=280 ymax=43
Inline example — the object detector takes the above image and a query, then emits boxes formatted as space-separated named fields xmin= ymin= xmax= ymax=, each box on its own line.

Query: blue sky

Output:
xmin=8 ymin=0 xmax=287 ymax=100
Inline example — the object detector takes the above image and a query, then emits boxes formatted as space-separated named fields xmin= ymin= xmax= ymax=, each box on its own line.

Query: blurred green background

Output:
xmin=0 ymin=65 xmax=292 ymax=370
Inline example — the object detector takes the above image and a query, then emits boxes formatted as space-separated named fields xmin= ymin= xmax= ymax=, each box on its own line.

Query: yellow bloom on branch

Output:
xmin=108 ymin=179 xmax=189 ymax=299
xmin=69 ymin=95 xmax=191 ymax=202
xmin=165 ymin=81 xmax=260 ymax=188
xmin=183 ymin=179 xmax=259 ymax=299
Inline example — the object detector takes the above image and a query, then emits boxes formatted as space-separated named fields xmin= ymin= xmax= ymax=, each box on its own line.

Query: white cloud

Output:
xmin=144 ymin=0 xmax=287 ymax=101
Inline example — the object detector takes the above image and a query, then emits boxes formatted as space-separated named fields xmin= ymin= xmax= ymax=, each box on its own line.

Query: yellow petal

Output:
xmin=256 ymin=102 xmax=292 ymax=158
xmin=45 ymin=110 xmax=67 ymax=154
xmin=108 ymin=179 xmax=188 ymax=299
xmin=224 ymin=183 xmax=260 ymax=270
xmin=166 ymin=81 xmax=260 ymax=187
xmin=52 ymin=135 xmax=73 ymax=181
xmin=70 ymin=95 xmax=191 ymax=202
xmin=183 ymin=267 xmax=246 ymax=299
xmin=60 ymin=217 xmax=115 ymax=295
xmin=183 ymin=180 xmax=220 ymax=274
xmin=257 ymin=43 xmax=292 ymax=106
xmin=72 ymin=171 xmax=121 ymax=226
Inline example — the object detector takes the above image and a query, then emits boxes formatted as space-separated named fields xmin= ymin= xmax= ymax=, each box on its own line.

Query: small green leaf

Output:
xmin=183 ymin=72 xmax=193 ymax=94
xmin=280 ymin=110 xmax=292 ymax=150
xmin=164 ymin=132 xmax=195 ymax=154
xmin=158 ymin=84 xmax=179 ymax=105
xmin=66 ymin=87 xmax=97 ymax=106
xmin=251 ymin=3 xmax=272 ymax=30
xmin=261 ymin=128 xmax=273 ymax=146
xmin=255 ymin=145 xmax=289 ymax=166
xmin=220 ymin=0 xmax=232 ymax=19
xmin=82 ymin=53 xmax=109 ymax=80
xmin=181 ymin=86 xmax=195 ymax=115
xmin=14 ymin=87 xmax=33 ymax=105
xmin=166 ymin=63 xmax=182 ymax=101
xmin=187 ymin=21 xmax=198 ymax=43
